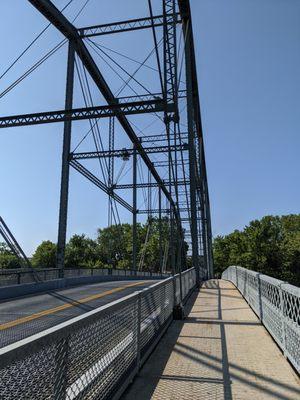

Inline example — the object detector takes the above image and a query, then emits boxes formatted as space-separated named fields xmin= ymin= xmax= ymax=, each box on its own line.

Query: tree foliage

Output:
xmin=32 ymin=241 xmax=56 ymax=269
xmin=213 ymin=214 xmax=300 ymax=286
xmin=0 ymin=242 xmax=20 ymax=269
xmin=7 ymin=217 xmax=183 ymax=272
xmin=65 ymin=234 xmax=99 ymax=268
xmin=97 ymin=218 xmax=172 ymax=271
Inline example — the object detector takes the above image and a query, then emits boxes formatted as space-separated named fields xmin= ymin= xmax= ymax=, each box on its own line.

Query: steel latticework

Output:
xmin=0 ymin=0 xmax=213 ymax=282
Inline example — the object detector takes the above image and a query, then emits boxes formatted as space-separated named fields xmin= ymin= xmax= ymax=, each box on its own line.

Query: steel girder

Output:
xmin=70 ymin=160 xmax=133 ymax=213
xmin=71 ymin=143 xmax=188 ymax=160
xmin=0 ymin=100 xmax=169 ymax=129
xmin=27 ymin=0 xmax=178 ymax=218
xmin=113 ymin=180 xmax=190 ymax=190
xmin=79 ymin=14 xmax=181 ymax=37
xmin=138 ymin=208 xmax=189 ymax=214
xmin=178 ymin=0 xmax=214 ymax=278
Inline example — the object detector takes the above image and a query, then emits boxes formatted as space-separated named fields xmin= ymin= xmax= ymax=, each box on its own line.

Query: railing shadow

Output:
xmin=123 ymin=279 xmax=300 ymax=400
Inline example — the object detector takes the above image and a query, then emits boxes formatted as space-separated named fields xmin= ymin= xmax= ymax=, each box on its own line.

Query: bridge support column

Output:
xmin=56 ymin=40 xmax=75 ymax=275
xmin=132 ymin=146 xmax=137 ymax=272
xmin=158 ymin=186 xmax=163 ymax=275
xmin=184 ymin=41 xmax=200 ymax=285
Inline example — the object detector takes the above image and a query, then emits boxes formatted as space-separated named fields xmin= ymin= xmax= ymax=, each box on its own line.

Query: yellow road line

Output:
xmin=0 ymin=281 xmax=147 ymax=331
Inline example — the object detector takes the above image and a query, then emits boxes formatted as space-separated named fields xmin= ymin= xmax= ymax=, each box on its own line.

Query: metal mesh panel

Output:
xmin=91 ymin=269 xmax=109 ymax=276
xmin=66 ymin=300 xmax=138 ymax=400
xmin=0 ymin=272 xmax=18 ymax=286
xmin=140 ymin=280 xmax=173 ymax=356
xmin=260 ymin=279 xmax=283 ymax=345
xmin=0 ymin=270 xmax=196 ymax=400
xmin=0 ymin=268 xmax=169 ymax=288
xmin=222 ymin=266 xmax=300 ymax=373
xmin=0 ymin=342 xmax=58 ymax=399
xmin=282 ymin=284 xmax=300 ymax=372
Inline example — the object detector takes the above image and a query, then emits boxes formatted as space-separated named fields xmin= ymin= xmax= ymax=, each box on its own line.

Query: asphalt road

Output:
xmin=0 ymin=279 xmax=156 ymax=348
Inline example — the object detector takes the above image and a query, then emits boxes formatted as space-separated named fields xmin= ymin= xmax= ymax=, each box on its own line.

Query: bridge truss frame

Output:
xmin=1 ymin=0 xmax=213 ymax=282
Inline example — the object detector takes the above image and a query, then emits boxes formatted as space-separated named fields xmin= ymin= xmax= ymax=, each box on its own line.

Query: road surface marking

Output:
xmin=0 ymin=281 xmax=147 ymax=331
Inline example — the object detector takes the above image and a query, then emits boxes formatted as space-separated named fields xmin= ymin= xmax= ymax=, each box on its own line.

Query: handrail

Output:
xmin=0 ymin=268 xmax=196 ymax=400
xmin=0 ymin=267 xmax=172 ymax=287
xmin=222 ymin=266 xmax=300 ymax=373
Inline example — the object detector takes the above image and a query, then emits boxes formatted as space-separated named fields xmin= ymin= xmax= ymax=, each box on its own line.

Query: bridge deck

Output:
xmin=124 ymin=279 xmax=300 ymax=400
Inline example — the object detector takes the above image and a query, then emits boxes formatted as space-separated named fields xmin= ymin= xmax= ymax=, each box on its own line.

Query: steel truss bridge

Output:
xmin=0 ymin=2 xmax=299 ymax=400
xmin=0 ymin=0 xmax=213 ymax=283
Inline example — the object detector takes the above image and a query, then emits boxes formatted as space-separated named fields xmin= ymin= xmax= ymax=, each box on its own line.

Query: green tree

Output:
xmin=65 ymin=234 xmax=99 ymax=268
xmin=213 ymin=214 xmax=300 ymax=286
xmin=32 ymin=241 xmax=56 ymax=269
xmin=97 ymin=223 xmax=143 ymax=269
xmin=0 ymin=242 xmax=20 ymax=269
xmin=96 ymin=218 xmax=178 ymax=272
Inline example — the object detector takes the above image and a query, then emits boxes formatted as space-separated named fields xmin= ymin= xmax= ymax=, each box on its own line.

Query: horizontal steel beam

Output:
xmin=117 ymin=90 xmax=186 ymax=104
xmin=79 ymin=14 xmax=181 ymax=37
xmin=139 ymin=132 xmax=188 ymax=143
xmin=138 ymin=208 xmax=190 ymax=214
xmin=70 ymin=160 xmax=133 ymax=213
xmin=113 ymin=180 xmax=190 ymax=190
xmin=71 ymin=144 xmax=188 ymax=160
xmin=0 ymin=100 xmax=169 ymax=129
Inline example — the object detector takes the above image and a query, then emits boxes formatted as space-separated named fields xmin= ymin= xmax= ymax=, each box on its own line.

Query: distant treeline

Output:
xmin=0 ymin=218 xmax=186 ymax=272
xmin=213 ymin=214 xmax=300 ymax=287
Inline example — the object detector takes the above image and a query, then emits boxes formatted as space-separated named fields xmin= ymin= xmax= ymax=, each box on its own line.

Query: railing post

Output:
xmin=257 ymin=273 xmax=263 ymax=321
xmin=279 ymin=283 xmax=287 ymax=357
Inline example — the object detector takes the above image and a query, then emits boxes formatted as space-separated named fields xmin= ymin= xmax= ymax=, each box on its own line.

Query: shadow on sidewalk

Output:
xmin=122 ymin=280 xmax=300 ymax=400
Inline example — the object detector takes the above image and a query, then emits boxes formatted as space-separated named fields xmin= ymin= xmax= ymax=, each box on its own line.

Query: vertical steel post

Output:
xmin=132 ymin=146 xmax=137 ymax=271
xmin=108 ymin=116 xmax=115 ymax=227
xmin=184 ymin=22 xmax=200 ymax=286
xmin=159 ymin=186 xmax=163 ymax=275
xmin=179 ymin=0 xmax=214 ymax=281
xmin=56 ymin=40 xmax=75 ymax=274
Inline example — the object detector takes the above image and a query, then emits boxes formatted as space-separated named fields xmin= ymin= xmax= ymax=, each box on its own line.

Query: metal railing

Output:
xmin=0 ymin=268 xmax=196 ymax=400
xmin=222 ymin=266 xmax=300 ymax=373
xmin=0 ymin=267 xmax=170 ymax=287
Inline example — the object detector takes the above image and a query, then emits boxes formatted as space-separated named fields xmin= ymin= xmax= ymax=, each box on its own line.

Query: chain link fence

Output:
xmin=0 ymin=268 xmax=169 ymax=287
xmin=0 ymin=268 xmax=196 ymax=400
xmin=222 ymin=266 xmax=300 ymax=373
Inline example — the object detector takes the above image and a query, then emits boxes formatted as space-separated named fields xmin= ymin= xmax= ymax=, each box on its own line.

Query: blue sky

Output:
xmin=0 ymin=0 xmax=299 ymax=255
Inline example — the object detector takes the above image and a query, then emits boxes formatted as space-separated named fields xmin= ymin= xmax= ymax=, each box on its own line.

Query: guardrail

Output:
xmin=0 ymin=268 xmax=196 ymax=400
xmin=222 ymin=266 xmax=300 ymax=373
xmin=0 ymin=267 xmax=170 ymax=287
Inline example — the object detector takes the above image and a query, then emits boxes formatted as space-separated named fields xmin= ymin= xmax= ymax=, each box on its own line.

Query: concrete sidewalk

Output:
xmin=123 ymin=279 xmax=300 ymax=400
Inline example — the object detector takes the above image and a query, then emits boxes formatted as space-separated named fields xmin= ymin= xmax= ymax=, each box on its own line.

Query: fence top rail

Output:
xmin=280 ymin=282 xmax=300 ymax=297
xmin=0 ymin=267 xmax=171 ymax=277
xmin=0 ymin=268 xmax=59 ymax=274
xmin=180 ymin=267 xmax=195 ymax=276
xmin=226 ymin=266 xmax=300 ymax=296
